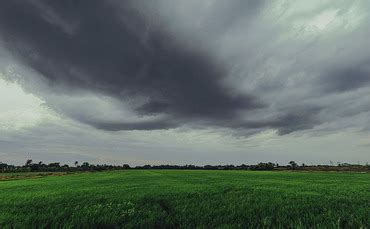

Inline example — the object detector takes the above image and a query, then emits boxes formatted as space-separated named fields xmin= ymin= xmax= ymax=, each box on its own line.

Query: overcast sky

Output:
xmin=0 ymin=0 xmax=369 ymax=166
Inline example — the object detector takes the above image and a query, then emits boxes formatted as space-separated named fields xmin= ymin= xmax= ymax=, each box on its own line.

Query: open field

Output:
xmin=0 ymin=170 xmax=369 ymax=228
xmin=0 ymin=172 xmax=71 ymax=181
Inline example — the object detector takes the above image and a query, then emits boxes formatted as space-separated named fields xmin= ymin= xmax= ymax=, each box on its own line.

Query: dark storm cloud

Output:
xmin=158 ymin=0 xmax=267 ymax=36
xmin=89 ymin=120 xmax=177 ymax=132
xmin=269 ymin=109 xmax=322 ymax=135
xmin=2 ymin=0 xmax=355 ymax=136
xmin=0 ymin=0 xmax=265 ymax=131
xmin=319 ymin=66 xmax=370 ymax=93
xmin=233 ymin=106 xmax=322 ymax=135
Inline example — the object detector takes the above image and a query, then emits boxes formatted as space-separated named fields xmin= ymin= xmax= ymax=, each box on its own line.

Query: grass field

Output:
xmin=0 ymin=170 xmax=369 ymax=228
xmin=0 ymin=172 xmax=70 ymax=181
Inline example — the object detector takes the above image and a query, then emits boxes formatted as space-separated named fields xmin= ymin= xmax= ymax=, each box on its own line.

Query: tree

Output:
xmin=288 ymin=161 xmax=298 ymax=170
xmin=122 ymin=164 xmax=130 ymax=169
xmin=143 ymin=164 xmax=151 ymax=169
xmin=48 ymin=162 xmax=60 ymax=168
xmin=0 ymin=162 xmax=8 ymax=171
xmin=251 ymin=162 xmax=275 ymax=170
xmin=74 ymin=161 xmax=79 ymax=167
xmin=25 ymin=159 xmax=33 ymax=166
xmin=30 ymin=163 xmax=41 ymax=172
xmin=81 ymin=162 xmax=90 ymax=170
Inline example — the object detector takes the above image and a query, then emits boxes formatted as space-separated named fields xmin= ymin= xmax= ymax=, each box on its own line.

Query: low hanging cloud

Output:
xmin=1 ymin=0 xmax=370 ymax=136
xmin=0 ymin=0 xmax=264 ymax=132
xmin=319 ymin=66 xmax=370 ymax=93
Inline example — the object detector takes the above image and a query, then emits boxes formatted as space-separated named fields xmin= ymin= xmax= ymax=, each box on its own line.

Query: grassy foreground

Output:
xmin=0 ymin=170 xmax=369 ymax=228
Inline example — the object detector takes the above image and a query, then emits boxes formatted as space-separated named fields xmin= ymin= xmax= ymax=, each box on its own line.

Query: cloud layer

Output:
xmin=0 ymin=0 xmax=370 ymax=164
xmin=0 ymin=0 xmax=265 ymax=132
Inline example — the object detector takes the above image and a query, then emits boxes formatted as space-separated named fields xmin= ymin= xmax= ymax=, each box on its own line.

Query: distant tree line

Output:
xmin=0 ymin=160 xmax=369 ymax=173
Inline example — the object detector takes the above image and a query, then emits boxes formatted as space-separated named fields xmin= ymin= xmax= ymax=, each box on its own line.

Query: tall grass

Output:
xmin=0 ymin=170 xmax=369 ymax=228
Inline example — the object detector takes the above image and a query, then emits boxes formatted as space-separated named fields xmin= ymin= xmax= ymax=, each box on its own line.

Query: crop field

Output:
xmin=0 ymin=170 xmax=369 ymax=228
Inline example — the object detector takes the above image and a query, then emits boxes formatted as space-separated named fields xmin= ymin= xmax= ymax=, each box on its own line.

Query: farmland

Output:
xmin=0 ymin=170 xmax=369 ymax=228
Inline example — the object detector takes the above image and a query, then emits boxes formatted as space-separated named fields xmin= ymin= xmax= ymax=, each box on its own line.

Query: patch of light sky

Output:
xmin=0 ymin=76 xmax=52 ymax=131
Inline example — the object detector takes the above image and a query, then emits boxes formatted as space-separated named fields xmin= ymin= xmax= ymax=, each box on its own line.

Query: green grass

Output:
xmin=0 ymin=170 xmax=369 ymax=228
xmin=0 ymin=171 xmax=70 ymax=181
